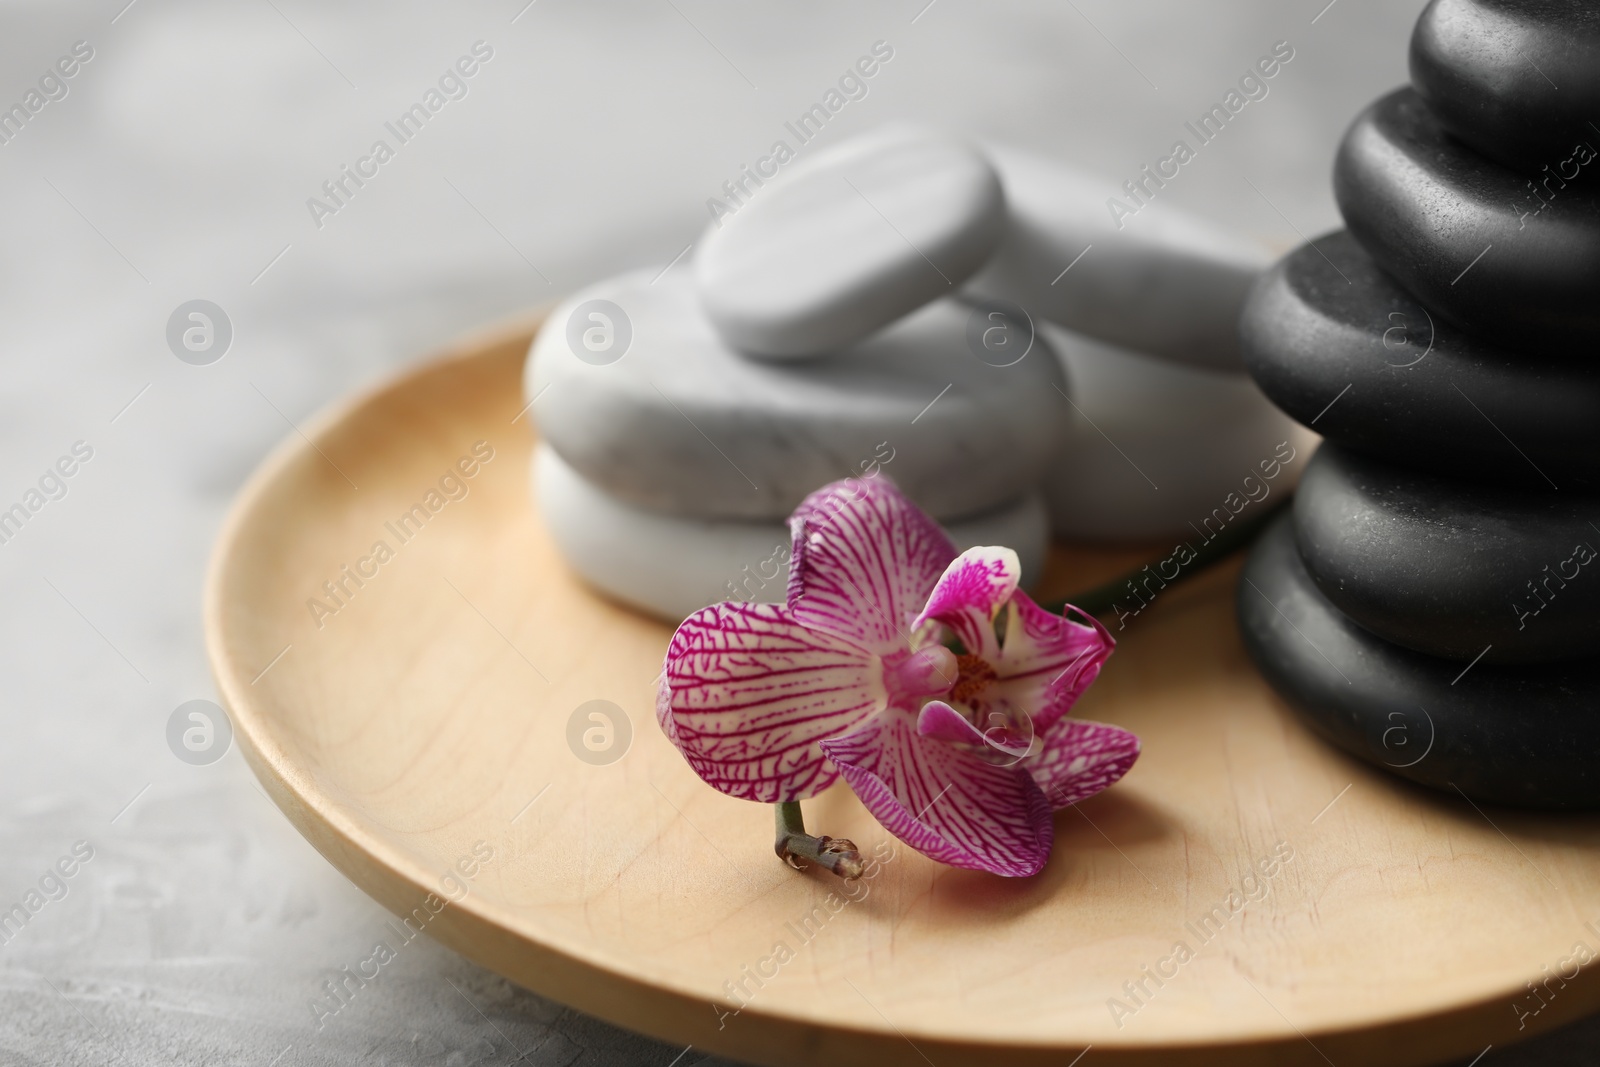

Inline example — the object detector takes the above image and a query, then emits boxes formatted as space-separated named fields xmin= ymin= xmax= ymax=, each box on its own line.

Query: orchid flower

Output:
xmin=657 ymin=478 xmax=1140 ymax=878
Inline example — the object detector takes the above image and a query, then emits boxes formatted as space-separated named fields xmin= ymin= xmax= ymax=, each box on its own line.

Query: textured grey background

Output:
xmin=0 ymin=1 xmax=1593 ymax=1064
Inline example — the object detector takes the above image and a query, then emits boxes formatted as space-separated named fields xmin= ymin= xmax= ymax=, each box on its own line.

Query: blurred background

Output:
xmin=0 ymin=0 xmax=1591 ymax=1063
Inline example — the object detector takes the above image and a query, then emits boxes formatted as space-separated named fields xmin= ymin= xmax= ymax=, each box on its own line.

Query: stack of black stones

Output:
xmin=1237 ymin=0 xmax=1600 ymax=808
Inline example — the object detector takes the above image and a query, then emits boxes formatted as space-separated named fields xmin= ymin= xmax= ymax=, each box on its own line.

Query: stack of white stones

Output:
xmin=525 ymin=124 xmax=1310 ymax=621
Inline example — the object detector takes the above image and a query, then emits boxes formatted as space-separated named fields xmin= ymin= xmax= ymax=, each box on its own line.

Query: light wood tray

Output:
xmin=206 ymin=315 xmax=1600 ymax=1067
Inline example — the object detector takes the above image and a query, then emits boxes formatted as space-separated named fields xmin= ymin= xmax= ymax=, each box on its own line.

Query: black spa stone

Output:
xmin=1238 ymin=515 xmax=1600 ymax=810
xmin=1293 ymin=444 xmax=1600 ymax=664
xmin=1334 ymin=87 xmax=1600 ymax=351
xmin=1240 ymin=231 xmax=1600 ymax=489
xmin=1411 ymin=0 xmax=1600 ymax=171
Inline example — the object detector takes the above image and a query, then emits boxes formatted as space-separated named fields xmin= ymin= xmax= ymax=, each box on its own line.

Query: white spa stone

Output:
xmin=534 ymin=444 xmax=1050 ymax=624
xmin=1042 ymin=325 xmax=1316 ymax=542
xmin=965 ymin=145 xmax=1271 ymax=374
xmin=528 ymin=270 xmax=1068 ymax=521
xmin=694 ymin=124 xmax=1006 ymax=358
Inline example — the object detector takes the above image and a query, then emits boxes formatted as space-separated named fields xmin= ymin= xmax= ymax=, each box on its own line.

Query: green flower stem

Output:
xmin=1045 ymin=493 xmax=1291 ymax=619
xmin=774 ymin=801 xmax=864 ymax=880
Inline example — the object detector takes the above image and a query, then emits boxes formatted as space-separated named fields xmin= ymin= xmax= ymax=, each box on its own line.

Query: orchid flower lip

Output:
xmin=882 ymin=644 xmax=958 ymax=709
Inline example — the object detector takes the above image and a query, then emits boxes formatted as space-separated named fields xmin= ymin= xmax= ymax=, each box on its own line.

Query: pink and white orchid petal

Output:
xmin=655 ymin=676 xmax=680 ymax=748
xmin=819 ymin=704 xmax=1054 ymax=877
xmin=985 ymin=593 xmax=1116 ymax=734
xmin=920 ymin=700 xmax=1034 ymax=764
xmin=972 ymin=704 xmax=1038 ymax=763
xmin=1026 ymin=717 xmax=1141 ymax=810
xmin=915 ymin=699 xmax=987 ymax=745
xmin=911 ymin=546 xmax=1021 ymax=660
xmin=786 ymin=477 xmax=957 ymax=658
xmin=662 ymin=601 xmax=883 ymax=802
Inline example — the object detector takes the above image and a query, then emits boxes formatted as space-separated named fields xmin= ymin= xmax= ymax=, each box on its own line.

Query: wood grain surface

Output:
xmin=205 ymin=315 xmax=1600 ymax=1067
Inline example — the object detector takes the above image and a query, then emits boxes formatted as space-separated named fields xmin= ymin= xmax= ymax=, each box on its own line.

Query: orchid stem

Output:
xmin=1046 ymin=492 xmax=1292 ymax=619
xmin=774 ymin=801 xmax=865 ymax=880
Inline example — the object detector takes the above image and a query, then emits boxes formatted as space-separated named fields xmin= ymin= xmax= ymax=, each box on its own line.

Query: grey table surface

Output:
xmin=0 ymin=1 xmax=1594 ymax=1064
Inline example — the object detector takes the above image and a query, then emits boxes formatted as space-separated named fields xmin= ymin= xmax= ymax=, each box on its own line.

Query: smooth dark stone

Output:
xmin=1334 ymin=87 xmax=1600 ymax=351
xmin=1238 ymin=515 xmax=1600 ymax=809
xmin=1240 ymin=231 xmax=1600 ymax=489
xmin=1294 ymin=444 xmax=1600 ymax=663
xmin=1411 ymin=0 xmax=1600 ymax=170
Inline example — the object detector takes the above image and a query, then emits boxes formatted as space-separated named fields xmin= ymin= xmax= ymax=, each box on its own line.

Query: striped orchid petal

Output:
xmin=912 ymin=546 xmax=1021 ymax=660
xmin=1027 ymin=717 xmax=1141 ymax=810
xmin=662 ymin=601 xmax=884 ymax=802
xmin=787 ymin=477 xmax=956 ymax=657
xmin=819 ymin=702 xmax=1054 ymax=877
xmin=655 ymin=679 xmax=680 ymax=748
xmin=981 ymin=592 xmax=1116 ymax=735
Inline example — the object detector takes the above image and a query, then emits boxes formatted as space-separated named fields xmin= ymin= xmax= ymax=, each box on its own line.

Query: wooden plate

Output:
xmin=206 ymin=315 xmax=1600 ymax=1067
